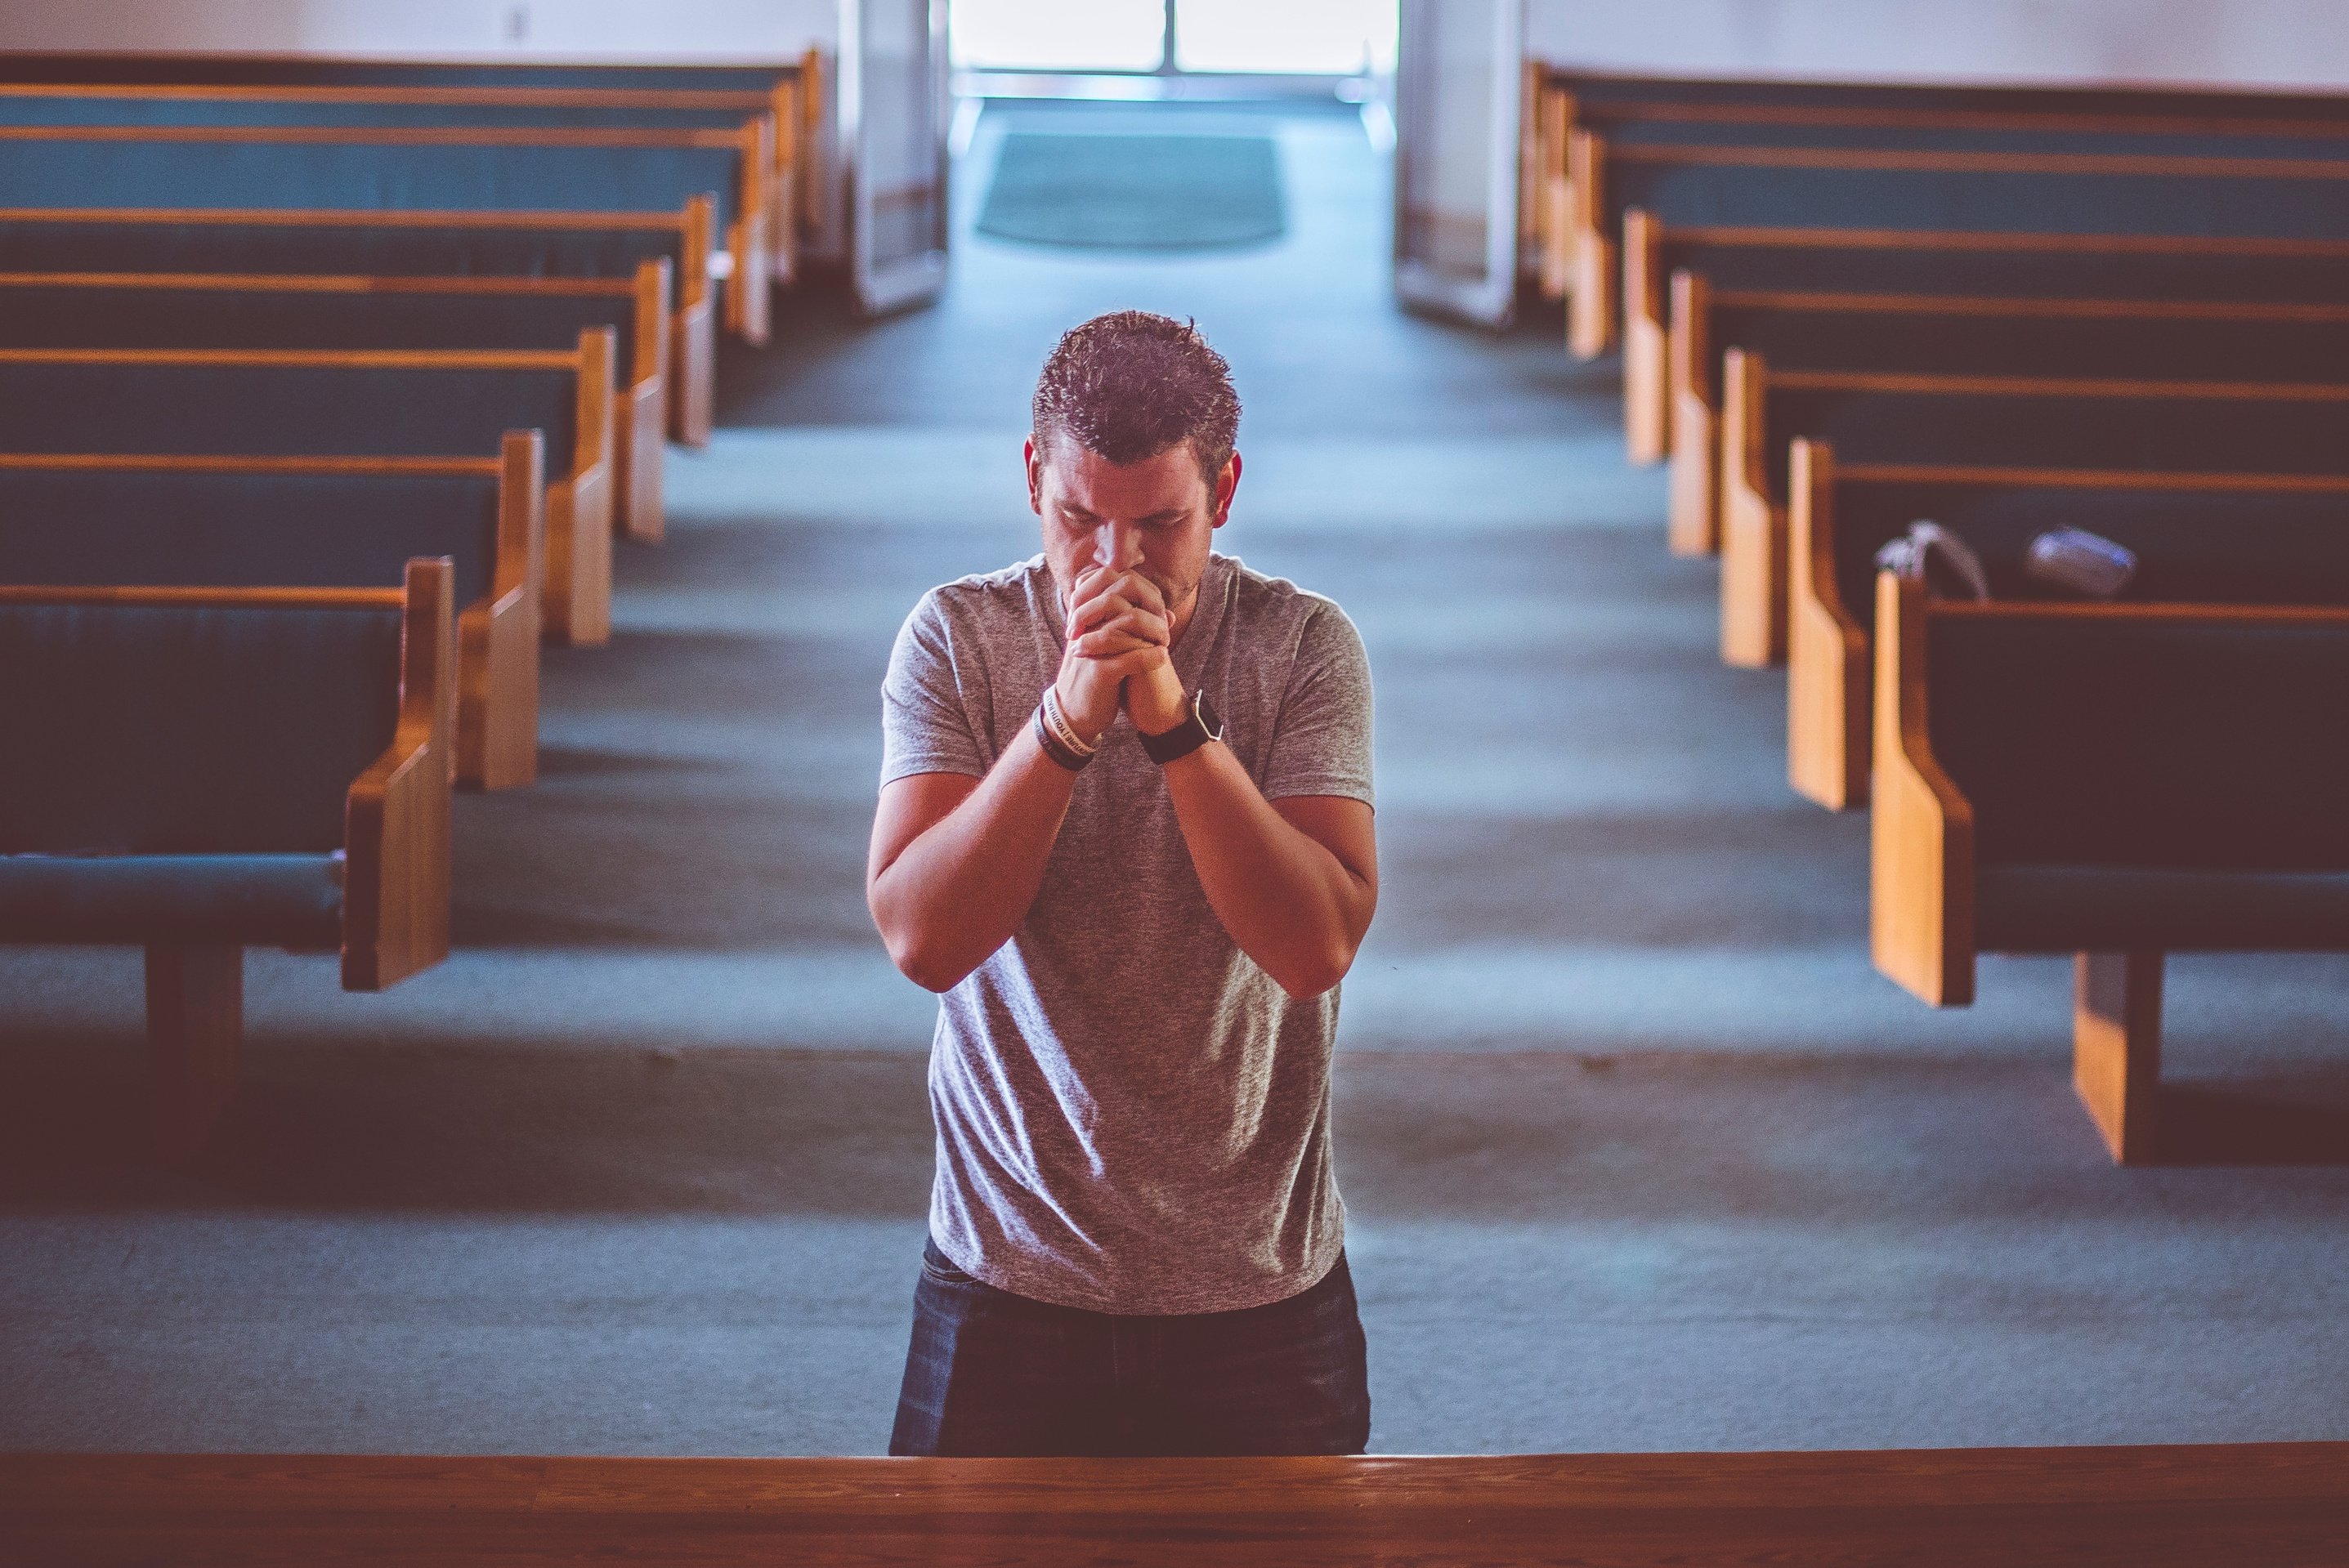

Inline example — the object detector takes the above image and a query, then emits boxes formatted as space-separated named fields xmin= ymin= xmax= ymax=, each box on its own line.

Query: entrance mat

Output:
xmin=978 ymin=132 xmax=1285 ymax=251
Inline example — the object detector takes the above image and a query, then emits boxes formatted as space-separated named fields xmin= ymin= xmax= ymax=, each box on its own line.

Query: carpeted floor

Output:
xmin=3 ymin=101 xmax=2347 ymax=1458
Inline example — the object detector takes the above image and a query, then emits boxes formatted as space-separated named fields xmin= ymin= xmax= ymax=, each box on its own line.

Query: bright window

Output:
xmin=951 ymin=0 xmax=1166 ymax=72
xmin=1174 ymin=0 xmax=1396 ymax=74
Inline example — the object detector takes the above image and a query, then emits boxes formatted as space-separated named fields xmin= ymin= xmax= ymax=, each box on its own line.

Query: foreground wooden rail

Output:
xmin=3 ymin=1445 xmax=2347 ymax=1565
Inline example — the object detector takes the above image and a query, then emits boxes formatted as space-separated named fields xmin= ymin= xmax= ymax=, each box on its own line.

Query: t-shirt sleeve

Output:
xmin=1260 ymin=598 xmax=1375 ymax=806
xmin=881 ymin=590 xmax=990 ymax=786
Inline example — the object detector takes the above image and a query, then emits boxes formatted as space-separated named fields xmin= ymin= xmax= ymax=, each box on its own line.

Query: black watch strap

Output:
xmin=1140 ymin=690 xmax=1223 ymax=765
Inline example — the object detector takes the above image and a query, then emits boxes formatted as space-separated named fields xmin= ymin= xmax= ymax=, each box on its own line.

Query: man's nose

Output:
xmin=1093 ymin=523 xmax=1143 ymax=571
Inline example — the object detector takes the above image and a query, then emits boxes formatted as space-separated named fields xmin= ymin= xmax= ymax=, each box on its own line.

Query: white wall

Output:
xmin=0 ymin=0 xmax=835 ymax=59
xmin=1525 ymin=0 xmax=2349 ymax=92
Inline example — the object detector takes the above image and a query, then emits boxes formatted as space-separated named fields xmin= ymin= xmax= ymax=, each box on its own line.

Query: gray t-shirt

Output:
xmin=879 ymin=550 xmax=1375 ymax=1315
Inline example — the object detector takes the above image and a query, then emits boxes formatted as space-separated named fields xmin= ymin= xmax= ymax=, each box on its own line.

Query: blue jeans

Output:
xmin=888 ymin=1239 xmax=1371 ymax=1457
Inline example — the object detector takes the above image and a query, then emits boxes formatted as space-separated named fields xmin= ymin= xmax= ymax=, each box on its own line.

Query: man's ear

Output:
xmin=1024 ymin=436 xmax=1045 ymax=516
xmin=1210 ymin=452 xmax=1242 ymax=529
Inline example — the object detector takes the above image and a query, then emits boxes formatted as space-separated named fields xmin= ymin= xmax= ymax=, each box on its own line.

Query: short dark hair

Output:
xmin=1031 ymin=310 xmax=1240 ymax=484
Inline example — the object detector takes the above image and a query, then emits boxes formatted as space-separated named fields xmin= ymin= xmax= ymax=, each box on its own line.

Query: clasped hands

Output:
xmin=1054 ymin=563 xmax=1189 ymax=744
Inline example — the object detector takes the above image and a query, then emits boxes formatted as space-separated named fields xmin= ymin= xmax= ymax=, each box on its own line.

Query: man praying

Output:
xmin=867 ymin=310 xmax=1379 ymax=1458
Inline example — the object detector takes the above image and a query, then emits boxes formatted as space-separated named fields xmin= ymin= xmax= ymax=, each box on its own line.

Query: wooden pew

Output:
xmin=0 ymin=49 xmax=826 ymax=262
xmin=1567 ymin=128 xmax=2349 ymax=360
xmin=1625 ymin=219 xmax=2349 ymax=480
xmin=1716 ymin=358 xmax=2349 ymax=666
xmin=0 ymin=121 xmax=772 ymax=343
xmin=0 ymin=339 xmax=615 ymax=646
xmin=1870 ymin=574 xmax=2349 ymax=1163
xmin=1667 ymin=288 xmax=2349 ymax=554
xmin=1787 ymin=445 xmax=2349 ymax=809
xmin=0 ymin=560 xmax=452 ymax=1157
xmin=0 ymin=86 xmax=798 ymax=290
xmin=0 ymin=438 xmax=545 ymax=790
xmin=1524 ymin=65 xmax=2349 ymax=298
xmin=0 ymin=204 xmax=718 ymax=447
xmin=0 ymin=266 xmax=669 ymax=543
xmin=5 ymin=1444 xmax=2348 ymax=1564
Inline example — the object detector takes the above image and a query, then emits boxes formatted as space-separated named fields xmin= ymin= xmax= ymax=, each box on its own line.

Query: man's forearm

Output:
xmin=870 ymin=722 xmax=1078 ymax=992
xmin=1161 ymin=743 xmax=1375 ymax=998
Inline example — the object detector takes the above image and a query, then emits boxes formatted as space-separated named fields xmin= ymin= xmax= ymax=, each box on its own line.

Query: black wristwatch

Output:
xmin=1139 ymin=688 xmax=1224 ymax=765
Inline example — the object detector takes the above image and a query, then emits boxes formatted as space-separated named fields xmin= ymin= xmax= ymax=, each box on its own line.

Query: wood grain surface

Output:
xmin=4 ymin=1445 xmax=2347 ymax=1566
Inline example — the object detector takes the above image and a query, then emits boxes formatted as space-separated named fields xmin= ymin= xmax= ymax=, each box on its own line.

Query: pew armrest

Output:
xmin=1718 ymin=348 xmax=1786 ymax=668
xmin=1787 ymin=440 xmax=1872 ymax=811
xmin=342 ymin=559 xmax=453 ymax=992
xmin=1870 ymin=571 xmax=1976 ymax=1006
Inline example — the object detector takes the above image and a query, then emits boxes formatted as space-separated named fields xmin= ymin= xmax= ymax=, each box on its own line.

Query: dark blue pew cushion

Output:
xmin=0 ymin=284 xmax=639 ymax=374
xmin=0 ymin=851 xmax=343 ymax=946
xmin=0 ymin=218 xmax=685 ymax=286
xmin=1 ymin=140 xmax=740 ymax=226
xmin=1976 ymin=866 xmax=2349 ymax=952
xmin=1769 ymin=390 xmax=2349 ymax=497
xmin=0 ymin=361 xmax=576 ymax=470
xmin=1832 ymin=485 xmax=2349 ymax=624
xmin=0 ymin=469 xmax=501 ymax=606
xmin=0 ymin=601 xmax=402 ymax=855
xmin=1926 ymin=615 xmax=2349 ymax=883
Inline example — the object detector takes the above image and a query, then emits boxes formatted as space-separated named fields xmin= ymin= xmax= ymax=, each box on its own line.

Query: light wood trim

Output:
xmin=1569 ymin=95 xmax=2349 ymax=141
xmin=1837 ymin=462 xmax=2349 ymax=493
xmin=1566 ymin=129 xmax=1613 ymax=357
xmin=542 ymin=327 xmax=615 ymax=649
xmin=0 ymin=83 xmax=774 ymax=109
xmin=343 ymin=557 xmax=453 ymax=992
xmin=0 ymin=123 xmax=751 ymax=149
xmin=1667 ymin=221 xmax=2349 ymax=258
xmin=0 ymin=269 xmax=638 ymax=298
xmin=1609 ymin=138 xmax=2349 ymax=181
xmin=1768 ymin=368 xmax=2349 ymax=400
xmin=1622 ymin=209 xmax=1668 ymax=463
xmin=1716 ymin=347 xmax=1783 ymax=667
xmin=0 ymin=453 xmax=497 ymax=475
xmin=1666 ymin=267 xmax=1716 ymax=556
xmin=678 ymin=192 xmax=715 ymax=314
xmin=673 ymin=201 xmax=716 ymax=447
xmin=143 ymin=943 xmax=243 ymax=1161
xmin=0 ymin=345 xmax=577 ymax=370
xmin=2076 ymin=951 xmax=2164 ymax=1165
xmin=1706 ymin=288 xmax=2349 ymax=323
xmin=0 ymin=203 xmax=695 ymax=235
xmin=1786 ymin=440 xmax=1870 ymax=811
xmin=456 ymin=431 xmax=545 ymax=792
xmin=727 ymin=114 xmax=775 ymax=343
xmin=1870 ymin=571 xmax=1975 ymax=1007
xmin=0 ymin=583 xmax=402 ymax=608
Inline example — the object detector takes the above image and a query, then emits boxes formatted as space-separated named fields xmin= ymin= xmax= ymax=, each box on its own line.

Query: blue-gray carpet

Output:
xmin=2 ymin=102 xmax=2347 ymax=1457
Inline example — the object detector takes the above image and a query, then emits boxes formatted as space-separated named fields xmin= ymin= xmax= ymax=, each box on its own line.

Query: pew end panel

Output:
xmin=1666 ymin=266 xmax=1717 ymax=555
xmin=1869 ymin=571 xmax=1976 ymax=1007
xmin=620 ymin=257 xmax=671 ymax=543
xmin=344 ymin=557 xmax=454 ymax=993
xmin=2075 ymin=949 xmax=2164 ymax=1164
xmin=456 ymin=432 xmax=546 ymax=791
xmin=1622 ymin=208 xmax=1668 ymax=462
xmin=1566 ymin=129 xmax=1614 ymax=359
xmin=1786 ymin=440 xmax=1871 ymax=810
xmin=543 ymin=327 xmax=616 ymax=648
xmin=673 ymin=194 xmax=717 ymax=446
xmin=1537 ymin=87 xmax=1576 ymax=299
xmin=1718 ymin=347 xmax=1787 ymax=667
xmin=768 ymin=80 xmax=800 ymax=284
